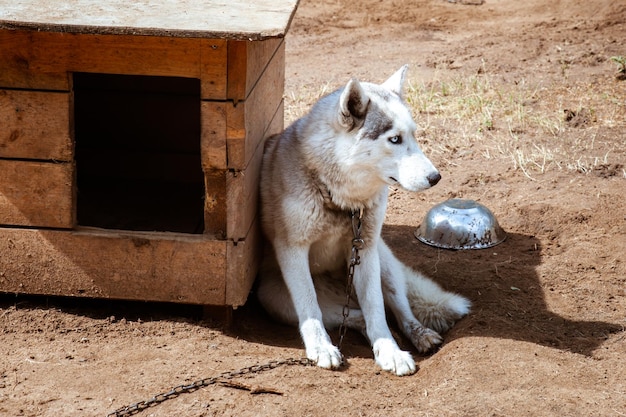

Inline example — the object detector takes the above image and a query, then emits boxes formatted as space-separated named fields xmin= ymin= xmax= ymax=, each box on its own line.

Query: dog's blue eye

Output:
xmin=389 ymin=135 xmax=402 ymax=144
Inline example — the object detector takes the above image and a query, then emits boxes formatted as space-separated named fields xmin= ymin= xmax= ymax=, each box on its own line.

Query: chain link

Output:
xmin=338 ymin=208 xmax=364 ymax=351
xmin=106 ymin=357 xmax=316 ymax=417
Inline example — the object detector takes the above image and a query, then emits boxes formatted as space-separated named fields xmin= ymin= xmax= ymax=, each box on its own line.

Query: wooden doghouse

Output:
xmin=0 ymin=1 xmax=299 ymax=307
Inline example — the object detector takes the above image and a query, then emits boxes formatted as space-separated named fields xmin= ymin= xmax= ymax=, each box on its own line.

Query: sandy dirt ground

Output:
xmin=1 ymin=0 xmax=625 ymax=416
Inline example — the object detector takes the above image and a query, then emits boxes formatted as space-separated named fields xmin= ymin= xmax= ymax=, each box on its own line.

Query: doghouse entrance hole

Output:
xmin=73 ymin=73 xmax=205 ymax=234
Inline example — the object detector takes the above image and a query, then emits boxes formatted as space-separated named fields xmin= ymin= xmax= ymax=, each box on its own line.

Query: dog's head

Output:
xmin=336 ymin=65 xmax=441 ymax=192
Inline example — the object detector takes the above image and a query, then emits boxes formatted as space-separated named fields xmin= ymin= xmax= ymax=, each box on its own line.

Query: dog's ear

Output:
xmin=382 ymin=65 xmax=408 ymax=97
xmin=338 ymin=78 xmax=369 ymax=130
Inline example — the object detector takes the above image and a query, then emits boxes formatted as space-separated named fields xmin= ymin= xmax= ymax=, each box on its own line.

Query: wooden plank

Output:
xmin=226 ymin=41 xmax=285 ymax=169
xmin=226 ymin=218 xmax=262 ymax=306
xmin=204 ymin=170 xmax=228 ymax=239
xmin=0 ymin=90 xmax=72 ymax=161
xmin=203 ymin=166 xmax=257 ymax=242
xmin=0 ymin=0 xmax=300 ymax=41
xmin=201 ymin=101 xmax=228 ymax=170
xmin=227 ymin=38 xmax=283 ymax=103
xmin=225 ymin=100 xmax=284 ymax=241
xmin=226 ymin=41 xmax=249 ymax=103
xmin=64 ymin=34 xmax=218 ymax=87
xmin=0 ymin=160 xmax=74 ymax=228
xmin=0 ymin=30 xmax=228 ymax=96
xmin=225 ymin=103 xmax=247 ymax=169
xmin=200 ymin=39 xmax=228 ymax=99
xmin=0 ymin=227 xmax=229 ymax=305
xmin=0 ymin=30 xmax=69 ymax=90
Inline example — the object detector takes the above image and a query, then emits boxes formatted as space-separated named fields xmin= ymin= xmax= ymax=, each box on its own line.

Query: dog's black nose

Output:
xmin=428 ymin=172 xmax=442 ymax=186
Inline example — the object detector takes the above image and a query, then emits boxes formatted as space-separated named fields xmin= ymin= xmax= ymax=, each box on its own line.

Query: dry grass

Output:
xmin=405 ymin=74 xmax=625 ymax=178
xmin=283 ymin=73 xmax=625 ymax=179
xmin=284 ymin=82 xmax=334 ymax=124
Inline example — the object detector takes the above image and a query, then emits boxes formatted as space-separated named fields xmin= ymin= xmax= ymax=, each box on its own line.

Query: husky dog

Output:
xmin=257 ymin=66 xmax=470 ymax=376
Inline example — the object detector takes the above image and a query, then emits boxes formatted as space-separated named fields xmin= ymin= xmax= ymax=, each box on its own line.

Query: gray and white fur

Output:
xmin=257 ymin=66 xmax=470 ymax=376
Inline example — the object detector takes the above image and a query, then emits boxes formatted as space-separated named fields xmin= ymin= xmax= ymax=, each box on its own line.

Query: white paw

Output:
xmin=306 ymin=342 xmax=343 ymax=369
xmin=301 ymin=318 xmax=342 ymax=369
xmin=408 ymin=323 xmax=443 ymax=353
xmin=373 ymin=338 xmax=416 ymax=376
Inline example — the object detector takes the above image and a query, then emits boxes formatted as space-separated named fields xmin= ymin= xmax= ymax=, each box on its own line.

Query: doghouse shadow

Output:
xmin=382 ymin=225 xmax=623 ymax=357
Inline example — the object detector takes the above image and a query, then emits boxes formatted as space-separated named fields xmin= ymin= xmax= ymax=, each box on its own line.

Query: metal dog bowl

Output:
xmin=415 ymin=199 xmax=507 ymax=250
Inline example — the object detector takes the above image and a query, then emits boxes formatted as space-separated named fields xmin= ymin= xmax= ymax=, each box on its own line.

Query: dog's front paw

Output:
xmin=373 ymin=338 xmax=416 ymax=376
xmin=408 ymin=323 xmax=443 ymax=353
xmin=301 ymin=319 xmax=343 ymax=369
xmin=306 ymin=342 xmax=343 ymax=370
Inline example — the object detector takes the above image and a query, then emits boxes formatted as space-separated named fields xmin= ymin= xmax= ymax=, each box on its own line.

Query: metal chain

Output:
xmin=106 ymin=357 xmax=316 ymax=417
xmin=108 ymin=210 xmax=366 ymax=416
xmin=338 ymin=208 xmax=364 ymax=351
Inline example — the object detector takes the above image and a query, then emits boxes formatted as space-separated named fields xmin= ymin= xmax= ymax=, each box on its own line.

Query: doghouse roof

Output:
xmin=0 ymin=0 xmax=300 ymax=41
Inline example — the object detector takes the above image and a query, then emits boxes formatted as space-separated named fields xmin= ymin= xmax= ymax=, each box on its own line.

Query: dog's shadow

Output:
xmin=383 ymin=224 xmax=622 ymax=357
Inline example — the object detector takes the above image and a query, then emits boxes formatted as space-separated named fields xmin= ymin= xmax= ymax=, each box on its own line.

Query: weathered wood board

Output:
xmin=201 ymin=101 xmax=229 ymax=169
xmin=227 ymin=38 xmax=284 ymax=103
xmin=0 ymin=0 xmax=300 ymax=41
xmin=225 ymin=100 xmax=285 ymax=240
xmin=0 ymin=90 xmax=72 ymax=161
xmin=0 ymin=160 xmax=74 ymax=228
xmin=225 ymin=219 xmax=262 ymax=306
xmin=0 ymin=30 xmax=227 ymax=96
xmin=0 ymin=227 xmax=261 ymax=306
xmin=226 ymin=41 xmax=286 ymax=170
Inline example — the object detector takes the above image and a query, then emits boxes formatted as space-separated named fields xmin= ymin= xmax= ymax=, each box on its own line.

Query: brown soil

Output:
xmin=2 ymin=1 xmax=625 ymax=416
